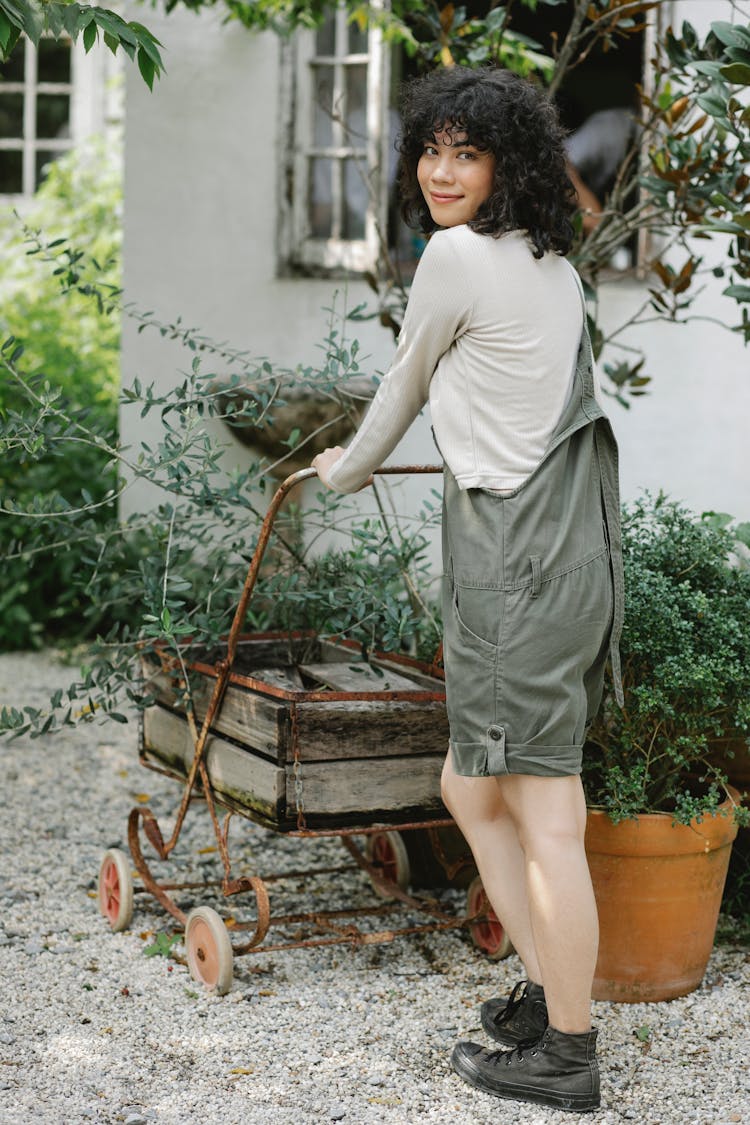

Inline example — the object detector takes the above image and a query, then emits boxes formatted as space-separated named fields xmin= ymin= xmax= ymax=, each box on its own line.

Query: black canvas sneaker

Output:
xmin=451 ymin=1024 xmax=600 ymax=1113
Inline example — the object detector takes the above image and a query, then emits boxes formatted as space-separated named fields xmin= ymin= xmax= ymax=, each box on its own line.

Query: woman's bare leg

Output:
xmin=440 ymin=750 xmax=541 ymax=984
xmin=496 ymin=773 xmax=598 ymax=1033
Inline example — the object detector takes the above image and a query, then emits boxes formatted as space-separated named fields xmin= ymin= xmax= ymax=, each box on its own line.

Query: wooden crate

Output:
xmin=139 ymin=633 xmax=449 ymax=830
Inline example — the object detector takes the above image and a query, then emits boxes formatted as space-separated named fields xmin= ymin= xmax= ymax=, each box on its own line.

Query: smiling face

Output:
xmin=417 ymin=128 xmax=496 ymax=228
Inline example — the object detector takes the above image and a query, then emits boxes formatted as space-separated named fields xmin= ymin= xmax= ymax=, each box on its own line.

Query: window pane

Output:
xmin=313 ymin=66 xmax=334 ymax=148
xmin=37 ymin=38 xmax=72 ymax=84
xmin=315 ymin=13 xmax=336 ymax=57
xmin=0 ymin=40 xmax=25 ymax=83
xmin=35 ymin=149 xmax=62 ymax=188
xmin=0 ymin=150 xmax=23 ymax=193
xmin=345 ymin=65 xmax=367 ymax=141
xmin=343 ymin=159 xmax=366 ymax=239
xmin=0 ymin=94 xmax=25 ymax=138
xmin=348 ymin=19 xmax=368 ymax=55
xmin=36 ymin=93 xmax=70 ymax=139
xmin=309 ymin=157 xmax=333 ymax=237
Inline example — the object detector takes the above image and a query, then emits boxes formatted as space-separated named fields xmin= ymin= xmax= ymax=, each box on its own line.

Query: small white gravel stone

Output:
xmin=1 ymin=650 xmax=749 ymax=1125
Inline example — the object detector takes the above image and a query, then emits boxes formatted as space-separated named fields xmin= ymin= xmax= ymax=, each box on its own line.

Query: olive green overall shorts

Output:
xmin=441 ymin=314 xmax=624 ymax=778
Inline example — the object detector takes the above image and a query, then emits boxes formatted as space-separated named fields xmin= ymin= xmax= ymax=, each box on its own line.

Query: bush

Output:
xmin=0 ymin=137 xmax=121 ymax=648
xmin=584 ymin=494 xmax=750 ymax=824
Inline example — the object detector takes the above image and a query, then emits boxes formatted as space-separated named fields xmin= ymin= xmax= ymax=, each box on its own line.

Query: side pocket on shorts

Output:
xmin=452 ymin=583 xmax=500 ymax=653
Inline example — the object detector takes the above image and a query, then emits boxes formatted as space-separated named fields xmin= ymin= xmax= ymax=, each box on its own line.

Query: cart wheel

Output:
xmin=466 ymin=875 xmax=513 ymax=960
xmin=184 ymin=906 xmax=233 ymax=994
xmin=98 ymin=848 xmax=134 ymax=933
xmin=365 ymin=831 xmax=410 ymax=899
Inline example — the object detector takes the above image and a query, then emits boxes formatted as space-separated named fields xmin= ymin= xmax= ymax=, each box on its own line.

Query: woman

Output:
xmin=312 ymin=65 xmax=623 ymax=1114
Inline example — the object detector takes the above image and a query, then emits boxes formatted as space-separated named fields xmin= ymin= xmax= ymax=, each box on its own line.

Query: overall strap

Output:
xmin=568 ymin=263 xmax=600 ymax=414
xmin=569 ymin=262 xmax=625 ymax=707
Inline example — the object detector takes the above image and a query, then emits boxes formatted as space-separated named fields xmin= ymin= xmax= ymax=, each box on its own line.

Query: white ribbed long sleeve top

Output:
xmin=326 ymin=225 xmax=585 ymax=494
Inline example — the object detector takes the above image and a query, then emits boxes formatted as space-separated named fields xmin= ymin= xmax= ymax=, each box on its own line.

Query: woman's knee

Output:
xmin=516 ymin=821 xmax=586 ymax=864
xmin=498 ymin=774 xmax=587 ymax=843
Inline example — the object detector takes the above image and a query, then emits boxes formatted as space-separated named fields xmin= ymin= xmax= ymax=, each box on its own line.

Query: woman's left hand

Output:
xmin=311 ymin=446 xmax=346 ymax=490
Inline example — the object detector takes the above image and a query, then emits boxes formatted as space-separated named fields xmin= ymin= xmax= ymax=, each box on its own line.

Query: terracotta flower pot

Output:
xmin=585 ymin=789 xmax=740 ymax=1003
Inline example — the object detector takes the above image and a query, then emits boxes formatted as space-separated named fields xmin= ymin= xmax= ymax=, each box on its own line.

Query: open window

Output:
xmin=509 ymin=1 xmax=652 ymax=270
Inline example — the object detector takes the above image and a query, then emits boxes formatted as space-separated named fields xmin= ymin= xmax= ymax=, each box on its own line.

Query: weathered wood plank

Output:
xmin=141 ymin=659 xmax=289 ymax=762
xmin=293 ymin=699 xmax=449 ymax=760
xmin=299 ymin=662 xmax=420 ymax=693
xmin=285 ymin=753 xmax=445 ymax=816
xmin=142 ymin=705 xmax=285 ymax=823
xmin=370 ymin=656 xmax=444 ymax=691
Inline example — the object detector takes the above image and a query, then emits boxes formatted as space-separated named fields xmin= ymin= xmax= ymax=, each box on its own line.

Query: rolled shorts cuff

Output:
xmin=449 ymin=726 xmax=583 ymax=778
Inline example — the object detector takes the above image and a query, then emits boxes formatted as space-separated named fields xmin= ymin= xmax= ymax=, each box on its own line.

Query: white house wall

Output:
xmin=121 ymin=1 xmax=749 ymax=537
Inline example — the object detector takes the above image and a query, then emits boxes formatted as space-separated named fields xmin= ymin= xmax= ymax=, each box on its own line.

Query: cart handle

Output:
xmin=224 ymin=464 xmax=443 ymax=670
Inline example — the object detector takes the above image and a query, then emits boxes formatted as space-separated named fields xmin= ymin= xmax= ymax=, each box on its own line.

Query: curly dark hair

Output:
xmin=397 ymin=66 xmax=576 ymax=258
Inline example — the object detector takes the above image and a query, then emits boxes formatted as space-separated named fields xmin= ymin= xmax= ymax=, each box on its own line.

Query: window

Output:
xmin=280 ymin=4 xmax=392 ymax=274
xmin=0 ymin=36 xmax=76 ymax=197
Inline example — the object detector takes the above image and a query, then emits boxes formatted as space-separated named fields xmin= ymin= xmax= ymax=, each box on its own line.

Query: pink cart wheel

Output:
xmin=466 ymin=875 xmax=513 ymax=961
xmin=98 ymin=848 xmax=134 ymax=933
xmin=365 ymin=831 xmax=410 ymax=899
xmin=185 ymin=906 xmax=233 ymax=995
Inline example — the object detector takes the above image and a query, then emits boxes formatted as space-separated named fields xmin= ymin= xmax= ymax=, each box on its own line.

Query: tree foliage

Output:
xmin=0 ymin=138 xmax=121 ymax=648
xmin=0 ymin=0 xmax=164 ymax=87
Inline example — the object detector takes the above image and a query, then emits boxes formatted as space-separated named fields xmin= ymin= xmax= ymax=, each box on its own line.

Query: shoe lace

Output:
xmin=492 ymin=979 xmax=528 ymax=1027
xmin=486 ymin=1034 xmax=541 ymax=1066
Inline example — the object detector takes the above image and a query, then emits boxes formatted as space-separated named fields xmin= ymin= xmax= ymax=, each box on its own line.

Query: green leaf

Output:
xmin=0 ymin=10 xmax=13 ymax=50
xmin=61 ymin=3 xmax=82 ymax=39
xmin=83 ymin=20 xmax=97 ymax=53
xmin=720 ymin=62 xmax=750 ymax=86
xmin=711 ymin=21 xmax=750 ymax=52
xmin=143 ymin=932 xmax=180 ymax=958
xmin=723 ymin=284 xmax=750 ymax=301
xmin=137 ymin=46 xmax=155 ymax=91
xmin=45 ymin=4 xmax=64 ymax=38
xmin=129 ymin=21 xmax=164 ymax=67
xmin=695 ymin=92 xmax=729 ymax=119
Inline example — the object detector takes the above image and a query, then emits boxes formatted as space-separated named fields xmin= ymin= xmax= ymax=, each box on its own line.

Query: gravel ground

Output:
xmin=1 ymin=651 xmax=748 ymax=1125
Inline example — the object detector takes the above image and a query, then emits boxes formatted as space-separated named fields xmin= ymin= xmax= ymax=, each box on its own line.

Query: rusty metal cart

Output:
xmin=97 ymin=467 xmax=513 ymax=992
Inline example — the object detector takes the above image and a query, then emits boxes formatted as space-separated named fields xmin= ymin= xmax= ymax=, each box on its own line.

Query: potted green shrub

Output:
xmin=583 ymin=492 xmax=750 ymax=1002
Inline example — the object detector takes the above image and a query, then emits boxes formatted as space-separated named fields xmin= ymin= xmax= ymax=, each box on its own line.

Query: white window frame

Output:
xmin=279 ymin=3 xmax=391 ymax=275
xmin=0 ymin=35 xmax=118 ymax=205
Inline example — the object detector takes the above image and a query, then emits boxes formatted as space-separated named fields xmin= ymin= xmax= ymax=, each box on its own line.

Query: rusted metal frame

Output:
xmin=228 ymin=901 xmax=401 ymax=930
xmin=289 ymin=817 xmax=455 ymax=838
xmin=189 ymin=670 xmax=445 ymax=704
xmin=220 ymin=463 xmax=442 ymax=676
xmin=190 ymin=792 xmax=272 ymax=948
xmin=426 ymin=825 xmax=475 ymax=882
xmin=340 ymin=835 xmax=456 ymax=922
xmin=182 ymin=629 xmax=445 ymax=695
xmin=130 ymin=465 xmax=447 ymax=946
xmin=151 ymin=466 xmax=442 ymax=857
xmin=186 ymin=631 xmax=445 ymax=701
xmin=240 ymin=918 xmax=463 ymax=954
xmin=197 ymin=757 xmax=232 ymax=883
xmin=128 ymin=807 xmax=187 ymax=925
